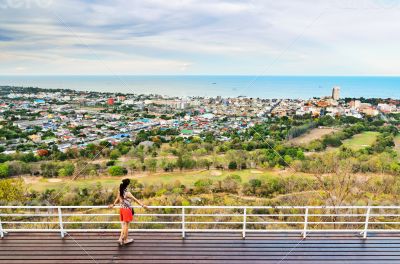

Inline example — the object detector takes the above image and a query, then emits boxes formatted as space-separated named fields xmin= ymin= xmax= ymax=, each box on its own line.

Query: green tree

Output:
xmin=0 ymin=163 xmax=9 ymax=178
xmin=228 ymin=161 xmax=237 ymax=170
xmin=249 ymin=179 xmax=262 ymax=194
xmin=108 ymin=166 xmax=127 ymax=176
xmin=0 ymin=178 xmax=27 ymax=203
xmin=40 ymin=162 xmax=60 ymax=178
xmin=110 ymin=149 xmax=122 ymax=160
xmin=219 ymin=175 xmax=242 ymax=193
xmin=7 ymin=161 xmax=30 ymax=176
xmin=58 ymin=163 xmax=75 ymax=177
xmin=20 ymin=152 xmax=37 ymax=163
xmin=145 ymin=158 xmax=158 ymax=172
xmin=194 ymin=178 xmax=213 ymax=194
xmin=128 ymin=160 xmax=139 ymax=174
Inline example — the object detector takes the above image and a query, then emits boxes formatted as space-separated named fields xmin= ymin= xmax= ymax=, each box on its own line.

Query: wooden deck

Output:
xmin=1 ymin=232 xmax=400 ymax=263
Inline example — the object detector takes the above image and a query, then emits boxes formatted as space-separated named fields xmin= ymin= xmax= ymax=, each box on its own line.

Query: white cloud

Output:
xmin=0 ymin=0 xmax=400 ymax=75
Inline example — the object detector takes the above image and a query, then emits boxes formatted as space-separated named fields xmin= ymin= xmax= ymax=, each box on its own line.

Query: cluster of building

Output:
xmin=274 ymin=87 xmax=399 ymax=119
xmin=0 ymin=86 xmax=399 ymax=154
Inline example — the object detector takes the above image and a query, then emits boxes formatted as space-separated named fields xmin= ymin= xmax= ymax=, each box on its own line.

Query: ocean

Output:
xmin=0 ymin=75 xmax=399 ymax=99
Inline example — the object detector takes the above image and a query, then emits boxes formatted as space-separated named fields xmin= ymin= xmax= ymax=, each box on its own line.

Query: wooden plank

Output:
xmin=4 ymin=242 xmax=400 ymax=249
xmin=2 ymin=232 xmax=400 ymax=264
xmin=2 ymin=259 xmax=400 ymax=264
xmin=0 ymin=255 xmax=400 ymax=260
xmin=3 ymin=255 xmax=400 ymax=260
xmin=4 ymin=251 xmax=400 ymax=256
xmin=3 ymin=247 xmax=400 ymax=252
xmin=0 ymin=261 xmax=398 ymax=264
xmin=5 ymin=234 xmax=400 ymax=243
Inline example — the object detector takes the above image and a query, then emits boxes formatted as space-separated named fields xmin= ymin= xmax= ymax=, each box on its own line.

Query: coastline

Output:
xmin=0 ymin=75 xmax=399 ymax=99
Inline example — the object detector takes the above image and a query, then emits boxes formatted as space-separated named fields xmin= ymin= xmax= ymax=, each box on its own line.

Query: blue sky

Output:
xmin=1 ymin=0 xmax=400 ymax=75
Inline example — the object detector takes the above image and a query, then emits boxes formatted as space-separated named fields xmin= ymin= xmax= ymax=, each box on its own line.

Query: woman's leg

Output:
xmin=123 ymin=222 xmax=129 ymax=241
xmin=119 ymin=222 xmax=125 ymax=242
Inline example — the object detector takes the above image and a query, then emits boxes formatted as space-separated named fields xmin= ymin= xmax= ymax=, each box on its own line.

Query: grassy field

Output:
xmin=289 ymin=127 xmax=338 ymax=146
xmin=342 ymin=131 xmax=380 ymax=150
xmin=25 ymin=169 xmax=303 ymax=192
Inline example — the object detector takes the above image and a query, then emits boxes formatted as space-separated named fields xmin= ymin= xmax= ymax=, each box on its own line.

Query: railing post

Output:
xmin=181 ymin=207 xmax=185 ymax=239
xmin=302 ymin=207 xmax=309 ymax=238
xmin=242 ymin=207 xmax=247 ymax=239
xmin=362 ymin=207 xmax=371 ymax=239
xmin=0 ymin=217 xmax=4 ymax=238
xmin=58 ymin=207 xmax=65 ymax=238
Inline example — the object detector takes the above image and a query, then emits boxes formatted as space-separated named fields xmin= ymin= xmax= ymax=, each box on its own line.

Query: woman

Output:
xmin=109 ymin=178 xmax=147 ymax=245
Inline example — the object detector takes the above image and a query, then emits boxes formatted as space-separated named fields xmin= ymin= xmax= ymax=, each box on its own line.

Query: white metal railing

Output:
xmin=1 ymin=205 xmax=400 ymax=239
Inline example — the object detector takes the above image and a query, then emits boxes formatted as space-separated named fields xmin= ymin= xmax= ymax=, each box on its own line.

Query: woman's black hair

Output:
xmin=119 ymin=178 xmax=130 ymax=197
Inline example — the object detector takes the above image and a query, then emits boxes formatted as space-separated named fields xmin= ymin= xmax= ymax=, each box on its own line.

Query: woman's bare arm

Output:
xmin=126 ymin=192 xmax=147 ymax=208
xmin=108 ymin=193 xmax=120 ymax=208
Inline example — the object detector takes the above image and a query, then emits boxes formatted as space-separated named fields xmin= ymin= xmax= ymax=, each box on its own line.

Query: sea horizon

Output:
xmin=0 ymin=75 xmax=399 ymax=99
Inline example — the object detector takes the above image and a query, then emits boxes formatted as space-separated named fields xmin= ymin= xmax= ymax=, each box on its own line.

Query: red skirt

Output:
xmin=119 ymin=208 xmax=133 ymax=222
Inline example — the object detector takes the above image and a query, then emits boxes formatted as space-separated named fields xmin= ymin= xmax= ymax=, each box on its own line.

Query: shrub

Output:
xmin=228 ymin=161 xmax=237 ymax=170
xmin=0 ymin=163 xmax=9 ymax=178
xmin=194 ymin=178 xmax=213 ymax=193
xmin=0 ymin=178 xmax=27 ymax=203
xmin=108 ymin=166 xmax=127 ymax=176
xmin=37 ymin=149 xmax=49 ymax=157
xmin=323 ymin=135 xmax=342 ymax=147
xmin=106 ymin=160 xmax=115 ymax=166
xmin=110 ymin=149 xmax=122 ymax=160
xmin=58 ymin=165 xmax=74 ymax=177
xmin=41 ymin=162 xmax=60 ymax=178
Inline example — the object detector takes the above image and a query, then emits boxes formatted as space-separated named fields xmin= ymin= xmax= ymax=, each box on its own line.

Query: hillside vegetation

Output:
xmin=343 ymin=131 xmax=380 ymax=150
xmin=1 ymin=115 xmax=399 ymax=208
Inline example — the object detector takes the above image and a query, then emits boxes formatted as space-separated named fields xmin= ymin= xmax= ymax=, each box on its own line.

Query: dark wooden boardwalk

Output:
xmin=1 ymin=232 xmax=400 ymax=263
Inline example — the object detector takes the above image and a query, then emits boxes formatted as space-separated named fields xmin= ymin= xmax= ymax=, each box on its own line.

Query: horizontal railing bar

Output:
xmin=4 ymin=214 xmax=400 ymax=218
xmin=1 ymin=229 xmax=185 ymax=232
xmin=2 ymin=222 xmax=58 ymax=224
xmin=62 ymin=213 xmax=118 ymax=217
xmin=0 ymin=213 xmax=238 ymax=217
xmin=0 ymin=221 xmax=349 ymax=225
xmin=0 ymin=213 xmax=394 ymax=217
xmin=63 ymin=213 xmax=180 ymax=217
xmin=2 ymin=221 xmax=182 ymax=225
xmin=247 ymin=214 xmax=389 ymax=217
xmin=184 ymin=222 xmax=243 ymax=224
xmin=0 ymin=213 xmax=278 ymax=218
xmin=3 ymin=213 xmax=400 ymax=218
xmin=3 ymin=205 xmax=400 ymax=209
xmin=185 ymin=214 xmax=243 ymax=217
xmin=62 ymin=222 xmax=179 ymax=224
xmin=248 ymin=222 xmax=365 ymax=224
xmin=0 ymin=214 xmax=59 ymax=217
xmin=5 ymin=228 xmax=400 ymax=233
xmin=3 ymin=213 xmax=400 ymax=217
xmin=6 ymin=221 xmax=400 ymax=225
xmin=0 ymin=228 xmax=305 ymax=232
xmin=65 ymin=221 xmax=181 ymax=224
xmin=3 ymin=221 xmax=249 ymax=225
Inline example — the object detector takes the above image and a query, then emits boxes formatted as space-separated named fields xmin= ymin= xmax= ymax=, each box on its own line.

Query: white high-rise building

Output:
xmin=332 ymin=86 xmax=340 ymax=100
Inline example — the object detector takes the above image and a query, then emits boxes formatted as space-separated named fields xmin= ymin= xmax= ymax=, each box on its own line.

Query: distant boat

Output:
xmin=211 ymin=82 xmax=217 ymax=84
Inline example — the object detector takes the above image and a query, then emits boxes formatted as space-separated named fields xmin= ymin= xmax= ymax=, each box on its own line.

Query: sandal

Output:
xmin=118 ymin=239 xmax=123 ymax=246
xmin=123 ymin=238 xmax=134 ymax=245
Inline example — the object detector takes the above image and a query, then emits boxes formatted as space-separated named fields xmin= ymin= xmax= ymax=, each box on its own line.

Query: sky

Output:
xmin=1 ymin=0 xmax=400 ymax=75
